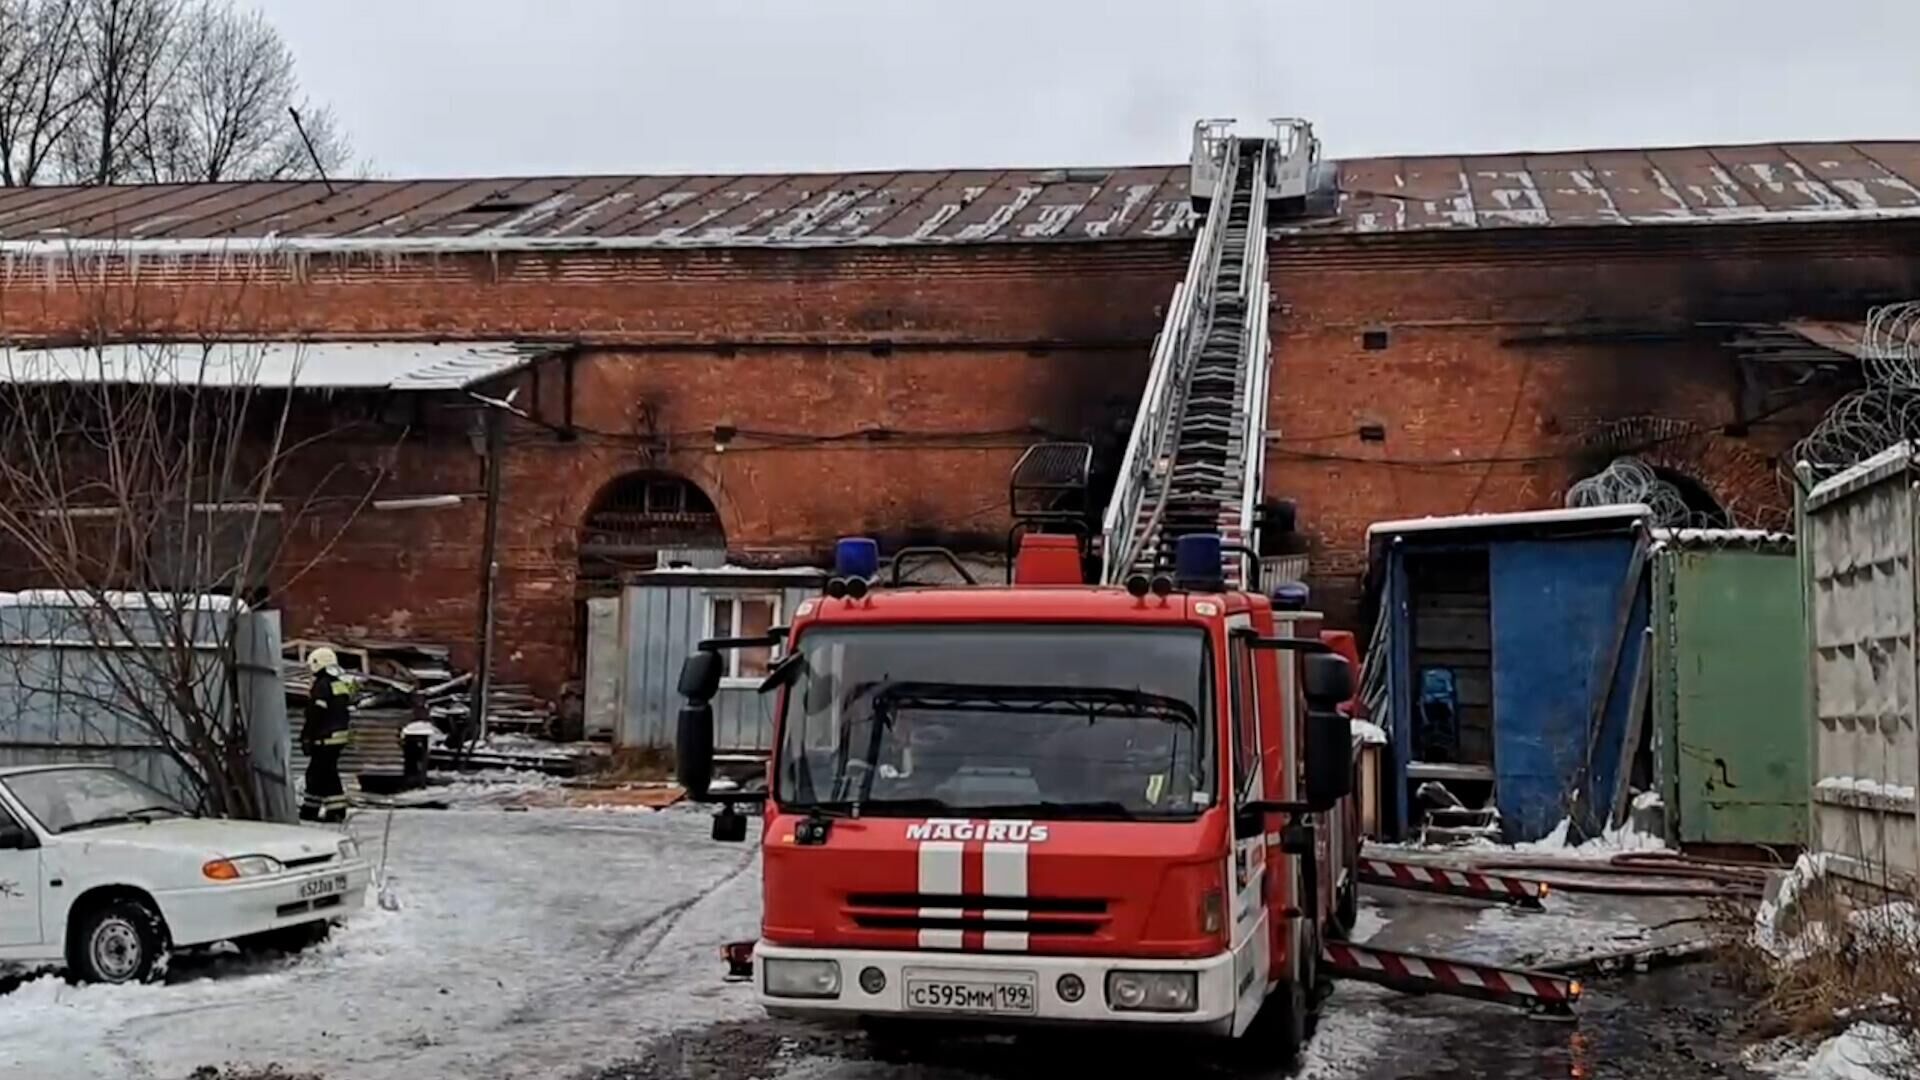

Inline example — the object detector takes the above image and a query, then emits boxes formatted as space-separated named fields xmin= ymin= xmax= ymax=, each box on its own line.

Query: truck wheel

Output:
xmin=1333 ymin=877 xmax=1359 ymax=938
xmin=1239 ymin=975 xmax=1309 ymax=1065
xmin=70 ymin=898 xmax=170 ymax=985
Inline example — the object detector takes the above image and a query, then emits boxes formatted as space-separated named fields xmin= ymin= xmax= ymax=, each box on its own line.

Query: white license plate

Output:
xmin=905 ymin=977 xmax=1037 ymax=1015
xmin=298 ymin=874 xmax=347 ymax=899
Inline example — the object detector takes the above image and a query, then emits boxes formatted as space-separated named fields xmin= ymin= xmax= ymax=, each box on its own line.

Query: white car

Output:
xmin=0 ymin=763 xmax=372 ymax=984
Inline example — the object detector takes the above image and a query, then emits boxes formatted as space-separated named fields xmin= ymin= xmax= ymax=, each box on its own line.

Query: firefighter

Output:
xmin=300 ymin=647 xmax=354 ymax=823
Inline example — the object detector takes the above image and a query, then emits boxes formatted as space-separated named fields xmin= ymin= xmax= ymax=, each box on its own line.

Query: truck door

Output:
xmin=1225 ymin=619 xmax=1270 ymax=1029
xmin=0 ymin=801 xmax=42 ymax=948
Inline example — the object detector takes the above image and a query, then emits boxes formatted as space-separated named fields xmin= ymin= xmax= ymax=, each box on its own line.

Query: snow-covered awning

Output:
xmin=0 ymin=341 xmax=561 ymax=391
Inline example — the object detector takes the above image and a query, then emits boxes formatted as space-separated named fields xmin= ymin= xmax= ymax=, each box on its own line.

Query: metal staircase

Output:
xmin=1100 ymin=119 xmax=1315 ymax=588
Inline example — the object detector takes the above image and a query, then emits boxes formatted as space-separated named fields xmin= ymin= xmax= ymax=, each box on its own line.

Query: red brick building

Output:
xmin=2 ymin=139 xmax=1916 ymax=692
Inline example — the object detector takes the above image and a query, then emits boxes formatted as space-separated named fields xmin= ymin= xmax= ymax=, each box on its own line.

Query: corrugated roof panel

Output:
xmin=1072 ymin=166 xmax=1178 ymax=238
xmin=0 ymin=183 xmax=144 ymax=234
xmin=866 ymin=170 xmax=999 ymax=240
xmin=160 ymin=182 xmax=313 ymax=239
xmin=0 ymin=340 xmax=556 ymax=391
xmin=799 ymin=171 xmax=917 ymax=241
xmin=3 ymin=139 xmax=1919 ymax=249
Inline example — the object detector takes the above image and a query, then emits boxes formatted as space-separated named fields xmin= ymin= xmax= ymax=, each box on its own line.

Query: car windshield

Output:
xmin=775 ymin=625 xmax=1215 ymax=820
xmin=3 ymin=768 xmax=189 ymax=834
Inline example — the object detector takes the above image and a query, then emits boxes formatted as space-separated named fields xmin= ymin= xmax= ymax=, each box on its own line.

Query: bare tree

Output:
xmin=63 ymin=0 xmax=185 ymax=184
xmin=0 ymin=0 xmax=350 ymax=186
xmin=0 ymin=0 xmax=87 ymax=185
xmin=0 ymin=319 xmax=393 ymax=818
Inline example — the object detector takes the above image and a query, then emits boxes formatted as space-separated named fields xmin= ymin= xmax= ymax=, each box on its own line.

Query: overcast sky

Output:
xmin=256 ymin=0 xmax=1920 ymax=178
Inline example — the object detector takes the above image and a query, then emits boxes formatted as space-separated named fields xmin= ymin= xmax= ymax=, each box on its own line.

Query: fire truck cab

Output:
xmin=675 ymin=531 xmax=1358 ymax=1061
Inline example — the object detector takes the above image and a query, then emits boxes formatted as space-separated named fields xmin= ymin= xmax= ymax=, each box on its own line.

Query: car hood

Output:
xmin=65 ymin=818 xmax=345 ymax=862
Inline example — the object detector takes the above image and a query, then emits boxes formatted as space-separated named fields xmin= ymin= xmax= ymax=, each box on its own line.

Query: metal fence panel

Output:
xmin=1803 ymin=447 xmax=1920 ymax=887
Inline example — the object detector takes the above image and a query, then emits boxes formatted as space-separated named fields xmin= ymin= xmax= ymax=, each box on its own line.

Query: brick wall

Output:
xmin=1264 ymin=221 xmax=1920 ymax=624
xmin=0 ymin=242 xmax=1184 ymax=691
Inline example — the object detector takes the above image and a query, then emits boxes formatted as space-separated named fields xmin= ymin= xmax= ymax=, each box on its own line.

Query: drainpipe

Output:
xmin=471 ymin=406 xmax=505 ymax=745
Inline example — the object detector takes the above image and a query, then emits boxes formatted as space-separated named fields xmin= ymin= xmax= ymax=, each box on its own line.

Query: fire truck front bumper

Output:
xmin=754 ymin=942 xmax=1240 ymax=1033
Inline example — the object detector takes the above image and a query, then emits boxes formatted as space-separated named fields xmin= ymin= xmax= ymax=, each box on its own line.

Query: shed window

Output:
xmin=707 ymin=592 xmax=781 ymax=682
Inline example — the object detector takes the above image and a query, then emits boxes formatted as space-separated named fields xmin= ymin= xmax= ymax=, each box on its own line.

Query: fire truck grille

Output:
xmin=844 ymin=893 xmax=1108 ymax=936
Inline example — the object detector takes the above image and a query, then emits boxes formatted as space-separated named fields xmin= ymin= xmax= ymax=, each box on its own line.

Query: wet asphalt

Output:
xmin=584 ymin=961 xmax=1762 ymax=1080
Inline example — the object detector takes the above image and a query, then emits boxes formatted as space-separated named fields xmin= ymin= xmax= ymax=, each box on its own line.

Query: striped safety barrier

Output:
xmin=1322 ymin=941 xmax=1580 ymax=1016
xmin=1358 ymin=857 xmax=1549 ymax=910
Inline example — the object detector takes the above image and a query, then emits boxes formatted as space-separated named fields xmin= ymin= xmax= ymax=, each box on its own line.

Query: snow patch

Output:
xmin=1757 ymin=1024 xmax=1912 ymax=1080
xmin=1755 ymin=853 xmax=1835 ymax=961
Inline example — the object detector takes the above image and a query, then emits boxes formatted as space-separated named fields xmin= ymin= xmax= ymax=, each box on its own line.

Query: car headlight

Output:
xmin=762 ymin=958 xmax=841 ymax=999
xmin=202 ymin=855 xmax=284 ymax=881
xmin=1106 ymin=970 xmax=1198 ymax=1013
xmin=338 ymin=838 xmax=360 ymax=861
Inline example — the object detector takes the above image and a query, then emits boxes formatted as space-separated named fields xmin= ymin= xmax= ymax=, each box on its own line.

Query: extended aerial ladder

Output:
xmin=1100 ymin=119 xmax=1319 ymax=587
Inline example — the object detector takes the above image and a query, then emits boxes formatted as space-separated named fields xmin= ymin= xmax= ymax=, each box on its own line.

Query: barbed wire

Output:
xmin=1794 ymin=300 xmax=1920 ymax=482
xmin=1863 ymin=301 xmax=1920 ymax=392
xmin=1565 ymin=456 xmax=1712 ymax=527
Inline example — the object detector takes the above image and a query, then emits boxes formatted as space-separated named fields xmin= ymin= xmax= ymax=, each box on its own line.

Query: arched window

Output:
xmin=577 ymin=472 xmax=725 ymax=592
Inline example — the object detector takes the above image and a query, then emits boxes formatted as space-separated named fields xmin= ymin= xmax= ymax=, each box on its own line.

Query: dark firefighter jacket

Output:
xmin=302 ymin=671 xmax=354 ymax=752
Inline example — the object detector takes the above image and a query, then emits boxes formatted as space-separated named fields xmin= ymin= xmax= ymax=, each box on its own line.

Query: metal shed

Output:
xmin=1364 ymin=506 xmax=1655 ymax=843
xmin=1800 ymin=444 xmax=1920 ymax=888
xmin=1649 ymin=530 xmax=1809 ymax=849
xmin=0 ymin=593 xmax=293 ymax=819
xmin=614 ymin=567 xmax=826 ymax=752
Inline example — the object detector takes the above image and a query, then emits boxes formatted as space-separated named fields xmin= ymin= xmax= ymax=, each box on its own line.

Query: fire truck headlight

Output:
xmin=1105 ymin=970 xmax=1198 ymax=1013
xmin=763 ymin=958 xmax=842 ymax=999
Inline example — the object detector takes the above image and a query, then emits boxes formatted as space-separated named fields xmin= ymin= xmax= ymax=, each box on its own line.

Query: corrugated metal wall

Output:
xmin=0 ymin=602 xmax=292 ymax=818
xmin=1803 ymin=450 xmax=1920 ymax=886
xmin=615 ymin=579 xmax=820 ymax=752
xmin=1652 ymin=545 xmax=1809 ymax=847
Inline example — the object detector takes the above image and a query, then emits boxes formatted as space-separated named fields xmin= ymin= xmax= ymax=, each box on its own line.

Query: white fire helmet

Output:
xmin=306 ymin=646 xmax=339 ymax=675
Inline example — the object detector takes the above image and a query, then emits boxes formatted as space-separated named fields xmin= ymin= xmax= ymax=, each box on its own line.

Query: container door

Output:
xmin=1670 ymin=550 xmax=1809 ymax=847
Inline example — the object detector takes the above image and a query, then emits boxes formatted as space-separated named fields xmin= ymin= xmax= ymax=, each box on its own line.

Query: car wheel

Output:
xmin=237 ymin=920 xmax=332 ymax=955
xmin=70 ymin=898 xmax=170 ymax=985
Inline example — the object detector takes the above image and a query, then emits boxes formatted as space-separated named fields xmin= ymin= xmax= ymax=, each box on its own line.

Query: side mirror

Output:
xmin=679 ymin=652 xmax=724 ymax=704
xmin=676 ymin=703 xmax=716 ymax=799
xmin=1303 ymin=654 xmax=1356 ymax=811
xmin=0 ymin=820 xmax=36 ymax=850
xmin=1303 ymin=652 xmax=1354 ymax=707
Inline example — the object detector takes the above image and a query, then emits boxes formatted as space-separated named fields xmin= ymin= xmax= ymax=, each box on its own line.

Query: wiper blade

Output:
xmin=873 ymin=682 xmax=1198 ymax=725
xmin=787 ymin=797 xmax=954 ymax=818
xmin=127 ymin=806 xmax=185 ymax=819
xmin=972 ymin=800 xmax=1140 ymax=820
xmin=61 ymin=814 xmax=140 ymax=833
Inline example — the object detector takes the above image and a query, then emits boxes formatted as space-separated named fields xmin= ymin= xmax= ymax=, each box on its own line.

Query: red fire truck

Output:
xmin=674 ymin=531 xmax=1359 ymax=1061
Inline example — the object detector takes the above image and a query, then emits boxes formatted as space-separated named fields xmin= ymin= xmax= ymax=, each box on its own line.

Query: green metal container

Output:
xmin=1651 ymin=532 xmax=1809 ymax=848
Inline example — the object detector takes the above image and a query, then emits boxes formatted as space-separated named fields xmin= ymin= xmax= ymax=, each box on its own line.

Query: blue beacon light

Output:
xmin=1173 ymin=533 xmax=1225 ymax=592
xmin=833 ymin=537 xmax=880 ymax=580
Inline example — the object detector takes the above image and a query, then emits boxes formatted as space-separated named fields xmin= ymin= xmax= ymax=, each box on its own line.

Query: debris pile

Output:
xmin=282 ymin=637 xmax=586 ymax=777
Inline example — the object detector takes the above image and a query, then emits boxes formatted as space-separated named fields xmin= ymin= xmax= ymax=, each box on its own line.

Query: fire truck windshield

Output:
xmin=774 ymin=625 xmax=1216 ymax=820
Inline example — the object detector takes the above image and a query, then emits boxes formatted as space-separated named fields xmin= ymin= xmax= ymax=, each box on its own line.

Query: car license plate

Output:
xmin=904 ymin=975 xmax=1037 ymax=1015
xmin=298 ymin=874 xmax=346 ymax=899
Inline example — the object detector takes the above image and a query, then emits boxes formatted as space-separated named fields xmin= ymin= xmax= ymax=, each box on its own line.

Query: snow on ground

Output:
xmin=1756 ymin=1024 xmax=1913 ymax=1080
xmin=0 ymin=805 xmax=763 ymax=1080
xmin=0 ymin=797 xmax=1720 ymax=1080
xmin=1367 ymin=814 xmax=1668 ymax=864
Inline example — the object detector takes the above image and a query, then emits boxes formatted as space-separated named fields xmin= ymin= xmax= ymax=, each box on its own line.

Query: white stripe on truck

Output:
xmin=917 ymin=840 xmax=965 ymax=949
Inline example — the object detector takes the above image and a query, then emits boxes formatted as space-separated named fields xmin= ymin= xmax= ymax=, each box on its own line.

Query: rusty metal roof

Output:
xmin=0 ymin=140 xmax=1916 ymax=252
xmin=1312 ymin=141 xmax=1920 ymax=235
xmin=0 ymin=166 xmax=1195 ymax=249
